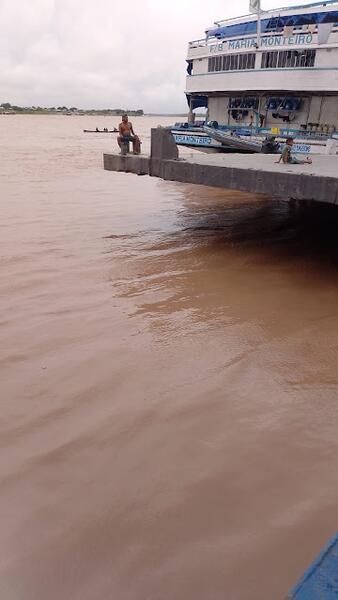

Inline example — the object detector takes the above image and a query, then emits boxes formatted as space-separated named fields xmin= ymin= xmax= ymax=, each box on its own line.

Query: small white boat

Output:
xmin=203 ymin=125 xmax=263 ymax=152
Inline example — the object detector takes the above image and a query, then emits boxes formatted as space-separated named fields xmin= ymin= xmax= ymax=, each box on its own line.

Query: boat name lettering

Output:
xmin=210 ymin=34 xmax=313 ymax=52
xmin=173 ymin=134 xmax=212 ymax=146
xmin=291 ymin=144 xmax=311 ymax=154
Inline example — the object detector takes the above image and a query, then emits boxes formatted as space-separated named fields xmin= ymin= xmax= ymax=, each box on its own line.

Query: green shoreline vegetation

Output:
xmin=0 ymin=103 xmax=144 ymax=116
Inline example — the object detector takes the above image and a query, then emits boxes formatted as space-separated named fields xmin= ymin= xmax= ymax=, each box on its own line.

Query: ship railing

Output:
xmin=174 ymin=122 xmax=335 ymax=141
xmin=264 ymin=128 xmax=333 ymax=141
xmin=213 ymin=1 xmax=338 ymax=26
xmin=213 ymin=13 xmax=257 ymax=27
xmin=234 ymin=125 xmax=334 ymax=140
xmin=188 ymin=38 xmax=207 ymax=48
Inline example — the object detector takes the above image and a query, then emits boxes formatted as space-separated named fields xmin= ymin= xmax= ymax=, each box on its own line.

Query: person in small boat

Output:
xmin=95 ymin=127 xmax=99 ymax=132
xmin=117 ymin=114 xmax=141 ymax=154
xmin=276 ymin=138 xmax=312 ymax=165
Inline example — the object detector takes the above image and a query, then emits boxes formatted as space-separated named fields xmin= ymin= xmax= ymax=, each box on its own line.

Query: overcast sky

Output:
xmin=0 ymin=0 xmax=317 ymax=112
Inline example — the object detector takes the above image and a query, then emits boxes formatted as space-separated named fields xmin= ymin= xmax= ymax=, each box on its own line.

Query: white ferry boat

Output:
xmin=172 ymin=0 xmax=338 ymax=154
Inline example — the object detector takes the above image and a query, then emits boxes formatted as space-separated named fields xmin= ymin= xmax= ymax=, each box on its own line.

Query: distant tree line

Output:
xmin=0 ymin=103 xmax=144 ymax=116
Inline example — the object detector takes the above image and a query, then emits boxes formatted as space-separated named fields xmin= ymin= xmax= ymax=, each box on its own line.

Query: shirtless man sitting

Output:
xmin=117 ymin=114 xmax=141 ymax=154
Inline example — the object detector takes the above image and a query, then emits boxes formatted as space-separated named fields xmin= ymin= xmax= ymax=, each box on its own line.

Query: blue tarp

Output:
xmin=206 ymin=10 xmax=338 ymax=39
xmin=289 ymin=533 xmax=338 ymax=599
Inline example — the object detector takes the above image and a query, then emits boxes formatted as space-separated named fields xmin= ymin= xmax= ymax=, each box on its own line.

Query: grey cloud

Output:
xmin=0 ymin=0 xmax=313 ymax=112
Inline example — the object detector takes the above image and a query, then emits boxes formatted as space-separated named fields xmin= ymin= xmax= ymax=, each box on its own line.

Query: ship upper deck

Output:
xmin=185 ymin=1 xmax=338 ymax=95
xmin=187 ymin=0 xmax=338 ymax=58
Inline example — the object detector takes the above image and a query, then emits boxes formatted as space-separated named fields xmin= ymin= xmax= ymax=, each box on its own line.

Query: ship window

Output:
xmin=223 ymin=54 xmax=230 ymax=70
xmin=247 ymin=54 xmax=255 ymax=69
xmin=265 ymin=16 xmax=283 ymax=32
xmin=261 ymin=49 xmax=316 ymax=69
xmin=278 ymin=52 xmax=287 ymax=68
xmin=305 ymin=49 xmax=316 ymax=67
xmin=214 ymin=56 xmax=220 ymax=71
xmin=230 ymin=54 xmax=238 ymax=70
xmin=208 ymin=53 xmax=256 ymax=72
xmin=239 ymin=54 xmax=247 ymax=69
xmin=229 ymin=96 xmax=259 ymax=110
xmin=285 ymin=51 xmax=295 ymax=68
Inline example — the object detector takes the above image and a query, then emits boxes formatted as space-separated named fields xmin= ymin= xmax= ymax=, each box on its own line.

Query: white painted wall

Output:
xmin=208 ymin=97 xmax=229 ymax=123
xmin=307 ymin=97 xmax=323 ymax=123
xmin=315 ymin=47 xmax=338 ymax=68
xmin=193 ymin=58 xmax=208 ymax=75
xmin=319 ymin=97 xmax=338 ymax=125
xmin=186 ymin=68 xmax=338 ymax=94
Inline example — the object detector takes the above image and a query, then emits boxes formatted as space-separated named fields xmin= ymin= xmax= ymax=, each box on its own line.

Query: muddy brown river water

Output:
xmin=0 ymin=115 xmax=338 ymax=599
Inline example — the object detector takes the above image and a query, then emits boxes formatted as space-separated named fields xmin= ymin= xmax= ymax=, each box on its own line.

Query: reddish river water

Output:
xmin=1 ymin=115 xmax=338 ymax=599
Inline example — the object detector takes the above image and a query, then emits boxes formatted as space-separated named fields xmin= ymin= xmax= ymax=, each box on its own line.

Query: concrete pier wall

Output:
xmin=103 ymin=128 xmax=338 ymax=205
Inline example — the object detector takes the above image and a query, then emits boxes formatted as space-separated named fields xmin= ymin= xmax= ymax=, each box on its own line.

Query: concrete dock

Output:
xmin=103 ymin=129 xmax=338 ymax=205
